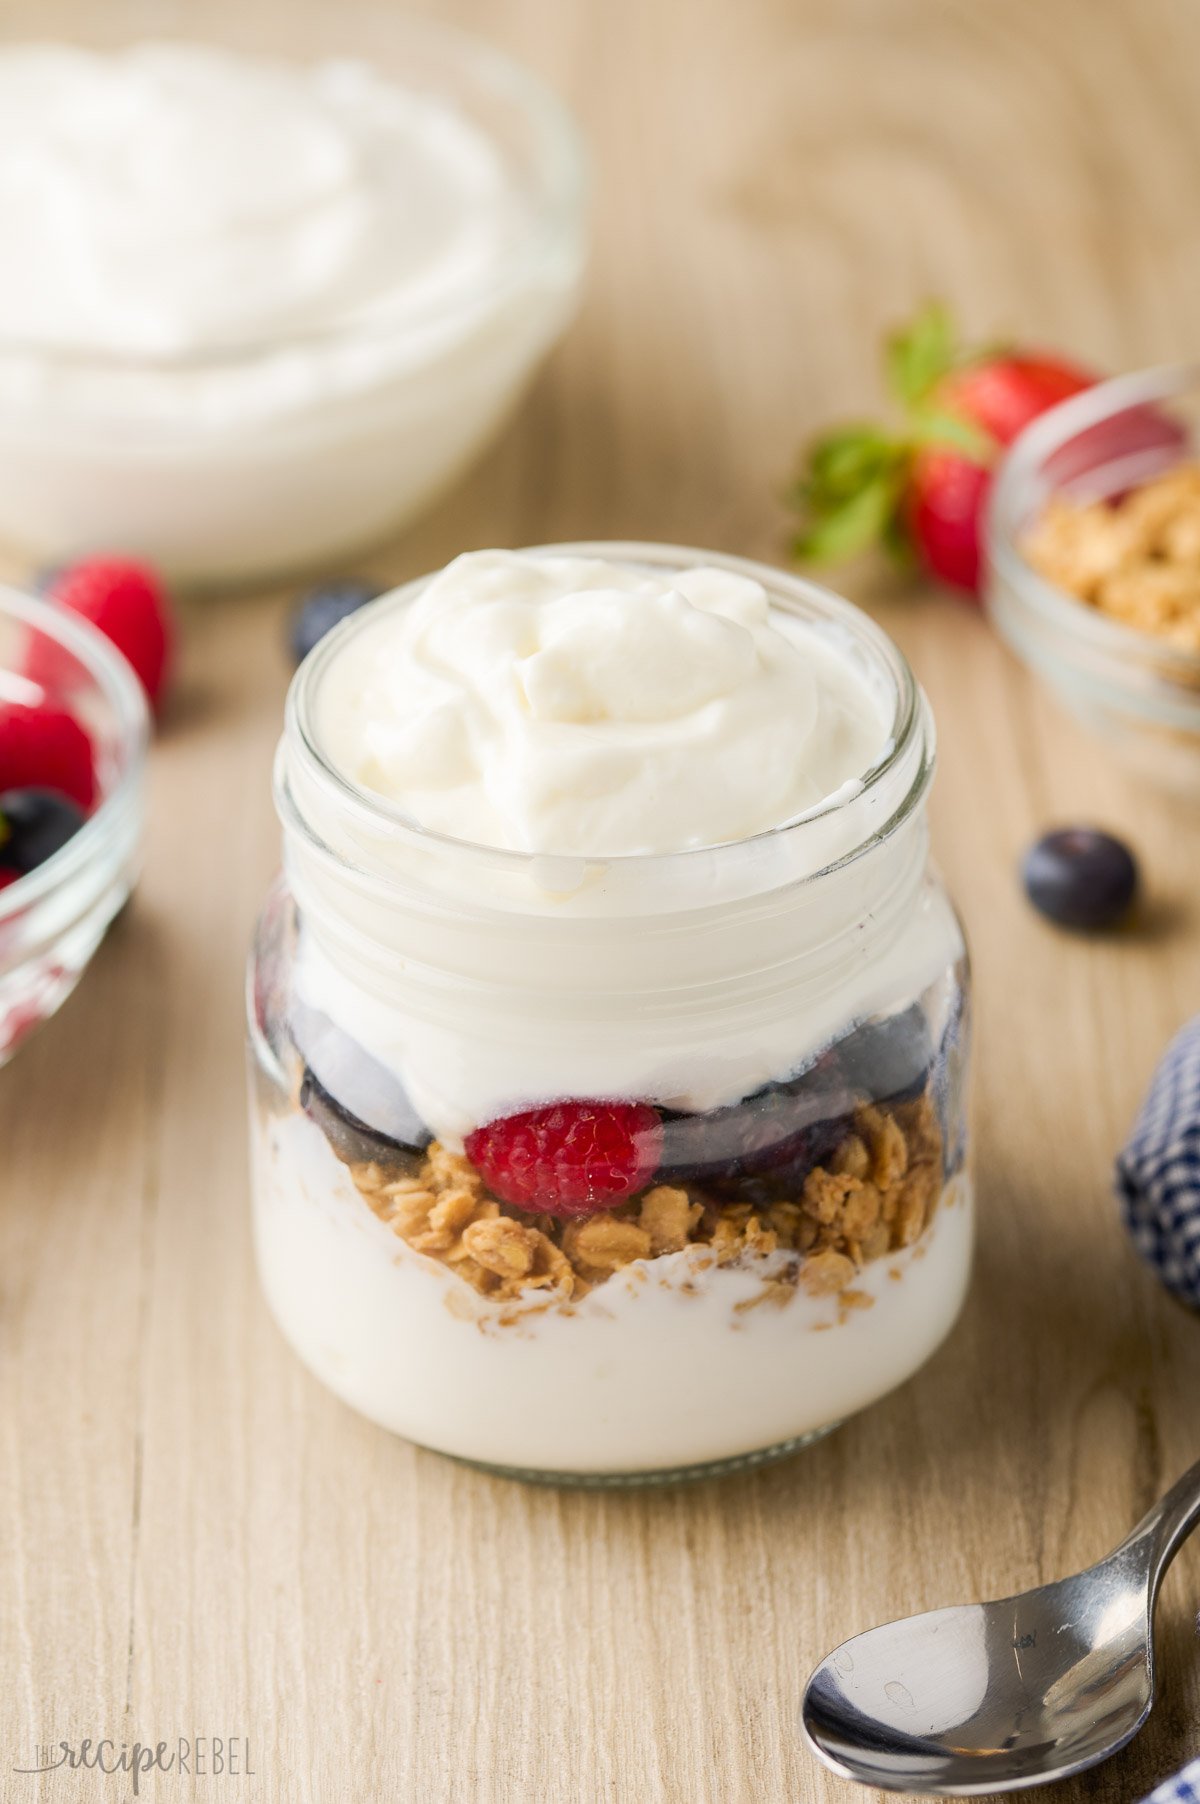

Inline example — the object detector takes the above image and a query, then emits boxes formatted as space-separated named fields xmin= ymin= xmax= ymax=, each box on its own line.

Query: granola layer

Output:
xmin=344 ymin=1094 xmax=944 ymax=1309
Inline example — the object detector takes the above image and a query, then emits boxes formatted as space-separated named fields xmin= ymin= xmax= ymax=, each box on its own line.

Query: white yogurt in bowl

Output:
xmin=0 ymin=36 xmax=585 ymax=584
xmin=249 ymin=546 xmax=974 ymax=1481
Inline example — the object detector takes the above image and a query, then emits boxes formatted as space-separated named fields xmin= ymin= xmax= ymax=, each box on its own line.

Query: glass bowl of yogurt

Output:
xmin=0 ymin=588 xmax=148 ymax=1064
xmin=247 ymin=546 xmax=973 ymax=1482
xmin=0 ymin=25 xmax=585 ymax=587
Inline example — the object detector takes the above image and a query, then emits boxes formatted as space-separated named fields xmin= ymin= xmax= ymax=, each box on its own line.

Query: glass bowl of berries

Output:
xmin=987 ymin=362 xmax=1200 ymax=789
xmin=0 ymin=586 xmax=148 ymax=1064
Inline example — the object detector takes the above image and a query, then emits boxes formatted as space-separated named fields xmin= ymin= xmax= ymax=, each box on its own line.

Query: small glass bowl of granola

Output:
xmin=987 ymin=362 xmax=1200 ymax=788
xmin=247 ymin=545 xmax=973 ymax=1485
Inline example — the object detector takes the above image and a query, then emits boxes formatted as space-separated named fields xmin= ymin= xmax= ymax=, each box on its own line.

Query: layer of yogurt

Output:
xmin=289 ymin=551 xmax=961 ymax=1145
xmin=253 ymin=1106 xmax=973 ymax=1471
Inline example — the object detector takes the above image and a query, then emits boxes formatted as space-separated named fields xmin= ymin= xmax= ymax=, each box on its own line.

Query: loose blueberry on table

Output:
xmin=288 ymin=580 xmax=381 ymax=667
xmin=1022 ymin=827 xmax=1138 ymax=931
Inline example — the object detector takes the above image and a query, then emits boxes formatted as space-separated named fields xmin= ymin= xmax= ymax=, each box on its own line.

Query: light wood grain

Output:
xmin=4 ymin=0 xmax=1200 ymax=1798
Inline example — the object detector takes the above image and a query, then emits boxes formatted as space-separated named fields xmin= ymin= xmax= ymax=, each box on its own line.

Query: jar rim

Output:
xmin=282 ymin=542 xmax=934 ymax=890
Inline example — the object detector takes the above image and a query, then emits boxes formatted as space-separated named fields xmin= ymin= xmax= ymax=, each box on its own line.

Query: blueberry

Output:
xmin=0 ymin=787 xmax=86 ymax=873
xmin=838 ymin=1004 xmax=934 ymax=1105
xmin=1022 ymin=827 xmax=1138 ymax=931
xmin=658 ymin=1054 xmax=858 ymax=1194
xmin=299 ymin=1066 xmax=428 ymax=1173
xmin=290 ymin=1001 xmax=432 ymax=1149
xmin=288 ymin=580 xmax=380 ymax=666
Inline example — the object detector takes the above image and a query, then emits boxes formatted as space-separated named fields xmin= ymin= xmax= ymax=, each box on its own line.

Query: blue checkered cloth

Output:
xmin=1120 ymin=1024 xmax=1200 ymax=1803
xmin=1116 ymin=1019 xmax=1200 ymax=1311
xmin=1142 ymin=1757 xmax=1200 ymax=1803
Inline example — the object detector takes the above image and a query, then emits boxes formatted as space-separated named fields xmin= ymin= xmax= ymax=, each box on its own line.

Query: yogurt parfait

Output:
xmin=248 ymin=546 xmax=972 ymax=1481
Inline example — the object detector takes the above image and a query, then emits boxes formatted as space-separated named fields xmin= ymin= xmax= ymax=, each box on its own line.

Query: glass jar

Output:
xmin=247 ymin=544 xmax=972 ymax=1484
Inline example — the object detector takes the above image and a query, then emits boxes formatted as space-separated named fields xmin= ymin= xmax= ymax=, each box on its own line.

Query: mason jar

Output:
xmin=247 ymin=544 xmax=972 ymax=1483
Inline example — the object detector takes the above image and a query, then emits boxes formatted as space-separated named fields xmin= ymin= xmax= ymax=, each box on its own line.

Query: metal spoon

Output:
xmin=802 ymin=1457 xmax=1200 ymax=1795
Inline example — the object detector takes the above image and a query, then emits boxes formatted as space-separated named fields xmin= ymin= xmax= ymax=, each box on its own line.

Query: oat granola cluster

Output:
xmin=1023 ymin=463 xmax=1200 ymax=650
xmin=346 ymin=1095 xmax=943 ymax=1312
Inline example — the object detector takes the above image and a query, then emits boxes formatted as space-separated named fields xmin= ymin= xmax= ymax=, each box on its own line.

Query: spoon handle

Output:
xmin=1121 ymin=1455 xmax=1200 ymax=1588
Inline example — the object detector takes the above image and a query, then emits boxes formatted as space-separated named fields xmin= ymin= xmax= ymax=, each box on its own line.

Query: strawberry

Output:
xmin=0 ymin=702 xmax=96 ymax=810
xmin=34 ymin=557 xmax=175 ymax=712
xmin=465 ymin=1100 xmax=663 ymax=1218
xmin=789 ymin=304 xmax=1095 ymax=597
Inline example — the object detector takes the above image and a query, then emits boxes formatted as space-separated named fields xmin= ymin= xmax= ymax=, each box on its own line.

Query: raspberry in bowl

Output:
xmin=248 ymin=546 xmax=973 ymax=1482
xmin=0 ymin=587 xmax=148 ymax=1064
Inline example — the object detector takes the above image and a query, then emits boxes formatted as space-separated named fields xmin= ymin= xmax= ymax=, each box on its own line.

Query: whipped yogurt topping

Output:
xmin=0 ymin=44 xmax=525 ymax=358
xmin=315 ymin=551 xmax=892 ymax=855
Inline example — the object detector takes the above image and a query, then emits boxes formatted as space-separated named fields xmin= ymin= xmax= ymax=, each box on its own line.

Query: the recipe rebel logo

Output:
xmin=12 ymin=1734 xmax=255 ymax=1794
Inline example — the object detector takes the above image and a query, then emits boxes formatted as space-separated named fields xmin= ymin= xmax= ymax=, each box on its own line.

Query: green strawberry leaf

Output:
xmin=885 ymin=302 xmax=960 ymax=409
xmin=909 ymin=408 xmax=993 ymax=462
xmin=804 ymin=425 xmax=898 ymax=497
xmin=880 ymin=502 xmax=917 ymax=569
xmin=792 ymin=468 xmax=906 ymax=563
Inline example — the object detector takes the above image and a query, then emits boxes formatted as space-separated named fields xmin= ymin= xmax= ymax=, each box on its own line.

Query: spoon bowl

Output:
xmin=802 ymin=1458 xmax=1200 ymax=1795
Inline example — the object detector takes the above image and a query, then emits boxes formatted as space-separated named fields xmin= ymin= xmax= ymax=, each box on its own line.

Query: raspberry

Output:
xmin=0 ymin=702 xmax=96 ymax=810
xmin=37 ymin=557 xmax=175 ymax=712
xmin=465 ymin=1100 xmax=663 ymax=1218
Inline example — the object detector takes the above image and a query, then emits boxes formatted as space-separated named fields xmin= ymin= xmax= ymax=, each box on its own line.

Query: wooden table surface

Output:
xmin=4 ymin=1 xmax=1200 ymax=1799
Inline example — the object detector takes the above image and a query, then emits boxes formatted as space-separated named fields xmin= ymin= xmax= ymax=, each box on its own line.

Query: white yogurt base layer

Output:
xmin=0 ymin=46 xmax=581 ymax=579
xmin=253 ymin=1109 xmax=973 ymax=1473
